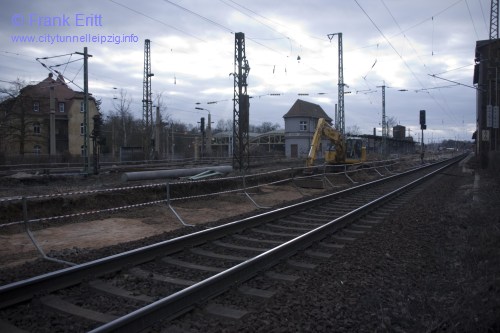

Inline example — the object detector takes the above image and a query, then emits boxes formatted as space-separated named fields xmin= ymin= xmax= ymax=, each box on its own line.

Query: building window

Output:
xmin=58 ymin=102 xmax=65 ymax=112
xmin=299 ymin=121 xmax=307 ymax=131
xmin=80 ymin=101 xmax=85 ymax=113
xmin=33 ymin=145 xmax=41 ymax=155
xmin=33 ymin=102 xmax=39 ymax=112
xmin=33 ymin=122 xmax=41 ymax=135
xmin=80 ymin=122 xmax=85 ymax=135
xmin=81 ymin=145 xmax=86 ymax=157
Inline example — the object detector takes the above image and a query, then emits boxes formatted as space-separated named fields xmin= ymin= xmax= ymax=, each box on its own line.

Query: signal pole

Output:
xmin=195 ymin=107 xmax=213 ymax=156
xmin=420 ymin=110 xmax=427 ymax=163
xmin=75 ymin=47 xmax=92 ymax=174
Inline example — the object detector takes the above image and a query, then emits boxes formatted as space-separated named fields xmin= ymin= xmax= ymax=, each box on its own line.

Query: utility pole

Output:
xmin=91 ymin=114 xmax=102 ymax=174
xmin=142 ymin=39 xmax=154 ymax=160
xmin=171 ymin=122 xmax=174 ymax=160
xmin=207 ymin=111 xmax=212 ymax=156
xmin=377 ymin=82 xmax=388 ymax=156
xmin=199 ymin=117 xmax=205 ymax=158
xmin=328 ymin=33 xmax=345 ymax=135
xmin=49 ymin=85 xmax=56 ymax=156
xmin=155 ymin=106 xmax=161 ymax=158
xmin=232 ymin=32 xmax=250 ymax=171
xmin=75 ymin=47 xmax=92 ymax=174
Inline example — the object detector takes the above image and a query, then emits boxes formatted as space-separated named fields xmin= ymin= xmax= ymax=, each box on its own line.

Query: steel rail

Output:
xmin=89 ymin=156 xmax=464 ymax=332
xmin=0 ymin=155 xmax=465 ymax=313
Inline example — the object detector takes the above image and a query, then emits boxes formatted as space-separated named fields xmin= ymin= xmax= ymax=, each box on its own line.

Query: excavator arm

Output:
xmin=306 ymin=118 xmax=345 ymax=167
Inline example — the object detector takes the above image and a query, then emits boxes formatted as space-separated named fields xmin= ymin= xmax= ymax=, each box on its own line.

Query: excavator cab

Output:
xmin=324 ymin=143 xmax=339 ymax=164
xmin=345 ymin=137 xmax=365 ymax=161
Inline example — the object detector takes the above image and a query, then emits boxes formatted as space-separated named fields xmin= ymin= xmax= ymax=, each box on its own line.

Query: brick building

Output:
xmin=0 ymin=73 xmax=99 ymax=159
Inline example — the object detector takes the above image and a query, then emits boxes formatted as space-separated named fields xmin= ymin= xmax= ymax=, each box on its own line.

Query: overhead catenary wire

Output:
xmin=109 ymin=0 xmax=206 ymax=42
xmin=388 ymin=0 xmax=464 ymax=38
xmin=163 ymin=0 xmax=234 ymax=33
xmin=356 ymin=0 xmax=473 ymax=126
xmin=465 ymin=0 xmax=480 ymax=39
xmin=36 ymin=54 xmax=87 ymax=92
xmin=1 ymin=0 xmax=481 ymax=138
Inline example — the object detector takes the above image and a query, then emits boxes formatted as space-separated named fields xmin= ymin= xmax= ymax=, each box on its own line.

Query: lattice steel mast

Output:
xmin=232 ymin=32 xmax=250 ymax=171
xmin=142 ymin=39 xmax=154 ymax=159
xmin=491 ymin=0 xmax=499 ymax=39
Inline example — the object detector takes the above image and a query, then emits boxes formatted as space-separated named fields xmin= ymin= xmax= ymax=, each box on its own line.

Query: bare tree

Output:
xmin=0 ymin=79 xmax=33 ymax=155
xmin=112 ymin=89 xmax=132 ymax=146
xmin=386 ymin=116 xmax=398 ymax=137
xmin=153 ymin=92 xmax=173 ymax=158
xmin=154 ymin=91 xmax=171 ymax=125
xmin=258 ymin=121 xmax=281 ymax=133
xmin=215 ymin=119 xmax=233 ymax=132
xmin=346 ymin=124 xmax=362 ymax=136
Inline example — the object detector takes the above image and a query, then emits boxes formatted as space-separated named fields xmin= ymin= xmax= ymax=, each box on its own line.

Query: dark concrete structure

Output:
xmin=474 ymin=39 xmax=500 ymax=168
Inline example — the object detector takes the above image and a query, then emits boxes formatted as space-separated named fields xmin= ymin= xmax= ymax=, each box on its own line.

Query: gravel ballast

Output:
xmin=170 ymin=158 xmax=500 ymax=332
xmin=1 ymin=156 xmax=499 ymax=332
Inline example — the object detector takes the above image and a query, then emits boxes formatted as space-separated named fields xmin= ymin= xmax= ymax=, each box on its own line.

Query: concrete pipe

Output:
xmin=121 ymin=165 xmax=233 ymax=182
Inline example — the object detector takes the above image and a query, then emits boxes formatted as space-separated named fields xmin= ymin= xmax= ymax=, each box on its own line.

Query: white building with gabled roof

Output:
xmin=283 ymin=99 xmax=333 ymax=159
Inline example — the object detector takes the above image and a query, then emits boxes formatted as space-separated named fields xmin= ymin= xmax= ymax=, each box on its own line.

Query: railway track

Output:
xmin=0 ymin=155 xmax=465 ymax=332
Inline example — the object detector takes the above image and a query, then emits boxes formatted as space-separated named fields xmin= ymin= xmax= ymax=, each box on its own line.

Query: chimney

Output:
xmin=57 ymin=74 xmax=66 ymax=84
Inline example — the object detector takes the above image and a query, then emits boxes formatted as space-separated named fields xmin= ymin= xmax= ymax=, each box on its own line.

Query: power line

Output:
xmin=389 ymin=0 xmax=464 ymax=38
xmin=432 ymin=63 xmax=474 ymax=75
xmin=36 ymin=54 xmax=86 ymax=91
xmin=354 ymin=0 xmax=425 ymax=87
xmin=163 ymin=0 xmax=234 ymax=33
xmin=465 ymin=0 xmax=480 ymax=39
xmin=355 ymin=0 xmax=468 ymax=126
xmin=478 ymin=0 xmax=489 ymax=34
xmin=109 ymin=0 xmax=206 ymax=42
xmin=218 ymin=0 xmax=283 ymax=37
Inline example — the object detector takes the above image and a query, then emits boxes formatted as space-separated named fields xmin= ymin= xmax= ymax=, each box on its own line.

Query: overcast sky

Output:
xmin=0 ymin=0 xmax=490 ymax=142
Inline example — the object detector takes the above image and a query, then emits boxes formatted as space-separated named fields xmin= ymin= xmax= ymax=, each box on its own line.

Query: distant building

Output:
xmin=392 ymin=125 xmax=406 ymax=140
xmin=0 ymin=73 xmax=99 ymax=159
xmin=283 ymin=99 xmax=333 ymax=159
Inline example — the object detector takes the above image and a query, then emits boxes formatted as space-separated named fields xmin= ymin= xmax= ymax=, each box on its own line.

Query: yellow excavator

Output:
xmin=306 ymin=118 xmax=366 ymax=168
